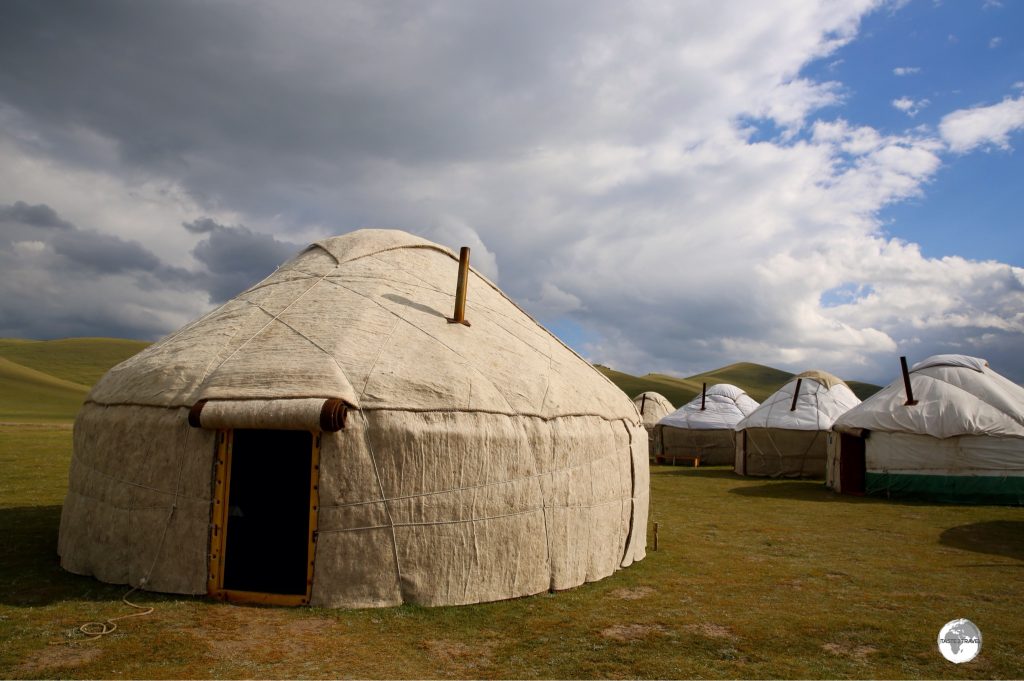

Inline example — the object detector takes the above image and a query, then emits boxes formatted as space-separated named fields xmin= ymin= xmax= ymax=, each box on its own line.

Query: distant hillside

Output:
xmin=0 ymin=337 xmax=150 ymax=387
xmin=0 ymin=356 xmax=90 ymax=422
xmin=0 ymin=338 xmax=148 ymax=422
xmin=596 ymin=362 xmax=881 ymax=408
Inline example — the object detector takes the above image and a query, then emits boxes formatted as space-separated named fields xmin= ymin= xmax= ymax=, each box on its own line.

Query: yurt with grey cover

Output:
xmin=734 ymin=370 xmax=860 ymax=479
xmin=58 ymin=229 xmax=650 ymax=608
xmin=654 ymin=384 xmax=758 ymax=465
xmin=632 ymin=392 xmax=674 ymax=457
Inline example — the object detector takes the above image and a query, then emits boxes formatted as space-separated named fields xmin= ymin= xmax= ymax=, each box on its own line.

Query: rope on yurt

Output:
xmin=356 ymin=409 xmax=406 ymax=590
xmin=67 ymin=419 xmax=198 ymax=643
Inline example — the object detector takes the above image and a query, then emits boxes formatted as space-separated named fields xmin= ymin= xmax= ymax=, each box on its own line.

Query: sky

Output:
xmin=0 ymin=0 xmax=1021 ymax=386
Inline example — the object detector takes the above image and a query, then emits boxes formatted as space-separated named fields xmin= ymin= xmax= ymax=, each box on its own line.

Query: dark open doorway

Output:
xmin=210 ymin=429 xmax=319 ymax=604
xmin=838 ymin=433 xmax=866 ymax=496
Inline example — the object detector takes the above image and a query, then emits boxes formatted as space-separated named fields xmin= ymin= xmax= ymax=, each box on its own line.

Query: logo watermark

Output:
xmin=937 ymin=619 xmax=982 ymax=664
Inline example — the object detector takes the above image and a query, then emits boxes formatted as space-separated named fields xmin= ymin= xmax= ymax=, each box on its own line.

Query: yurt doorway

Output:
xmin=208 ymin=429 xmax=321 ymax=605
xmin=838 ymin=433 xmax=866 ymax=496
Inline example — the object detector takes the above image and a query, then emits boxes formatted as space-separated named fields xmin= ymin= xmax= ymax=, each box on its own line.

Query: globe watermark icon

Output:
xmin=937 ymin=619 xmax=982 ymax=664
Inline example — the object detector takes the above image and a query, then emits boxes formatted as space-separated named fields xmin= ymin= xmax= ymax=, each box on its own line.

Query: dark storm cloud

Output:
xmin=0 ymin=201 xmax=73 ymax=230
xmin=51 ymin=229 xmax=169 ymax=276
xmin=182 ymin=217 xmax=220 ymax=234
xmin=0 ymin=202 xmax=300 ymax=338
xmin=185 ymin=218 xmax=301 ymax=303
xmin=0 ymin=0 xmax=618 ymax=221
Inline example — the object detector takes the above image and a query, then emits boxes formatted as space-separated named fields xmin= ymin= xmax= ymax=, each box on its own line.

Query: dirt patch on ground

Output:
xmin=822 ymin=642 xmax=878 ymax=661
xmin=599 ymin=623 xmax=670 ymax=641
xmin=421 ymin=638 xmax=497 ymax=671
xmin=609 ymin=586 xmax=655 ymax=600
xmin=682 ymin=622 xmax=737 ymax=640
xmin=15 ymin=643 xmax=102 ymax=674
xmin=185 ymin=606 xmax=338 ymax=665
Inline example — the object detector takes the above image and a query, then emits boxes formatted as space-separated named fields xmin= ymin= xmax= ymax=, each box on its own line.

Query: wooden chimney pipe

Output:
xmin=700 ymin=382 xmax=707 ymax=410
xmin=900 ymin=355 xmax=918 ymax=406
xmin=790 ymin=378 xmax=803 ymax=411
xmin=447 ymin=247 xmax=471 ymax=327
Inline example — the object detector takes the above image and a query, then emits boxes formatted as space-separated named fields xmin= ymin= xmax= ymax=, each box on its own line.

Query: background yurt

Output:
xmin=828 ymin=354 xmax=1024 ymax=504
xmin=58 ymin=229 xmax=650 ymax=609
xmin=735 ymin=370 xmax=860 ymax=478
xmin=654 ymin=383 xmax=758 ymax=465
xmin=632 ymin=391 xmax=674 ymax=458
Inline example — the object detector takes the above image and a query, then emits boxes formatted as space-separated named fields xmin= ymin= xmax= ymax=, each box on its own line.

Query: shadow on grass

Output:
xmin=653 ymin=466 xmax=740 ymax=479
xmin=728 ymin=481 xmax=875 ymax=503
xmin=0 ymin=504 xmax=128 ymax=606
xmin=939 ymin=521 xmax=1024 ymax=562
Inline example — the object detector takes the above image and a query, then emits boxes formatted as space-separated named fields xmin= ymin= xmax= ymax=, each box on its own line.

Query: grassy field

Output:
xmin=0 ymin=338 xmax=1017 ymax=678
xmin=597 ymin=362 xmax=882 ymax=407
xmin=0 ymin=338 xmax=150 ymax=388
xmin=1 ymin=423 xmax=1021 ymax=679
xmin=0 ymin=338 xmax=148 ymax=423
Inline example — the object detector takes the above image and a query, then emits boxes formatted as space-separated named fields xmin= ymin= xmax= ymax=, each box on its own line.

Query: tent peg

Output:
xmin=447 ymin=246 xmax=472 ymax=327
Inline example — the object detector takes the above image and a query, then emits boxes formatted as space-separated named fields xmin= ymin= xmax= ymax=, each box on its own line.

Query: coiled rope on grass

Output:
xmin=78 ymin=586 xmax=154 ymax=639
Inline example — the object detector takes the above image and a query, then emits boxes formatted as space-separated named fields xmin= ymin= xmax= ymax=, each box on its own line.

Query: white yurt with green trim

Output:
xmin=735 ymin=370 xmax=860 ymax=478
xmin=654 ymin=384 xmax=758 ymax=465
xmin=829 ymin=355 xmax=1024 ymax=504
xmin=58 ymin=229 xmax=649 ymax=608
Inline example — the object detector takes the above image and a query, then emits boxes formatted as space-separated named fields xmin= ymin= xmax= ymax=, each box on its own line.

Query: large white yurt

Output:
xmin=654 ymin=384 xmax=758 ymax=465
xmin=828 ymin=354 xmax=1024 ymax=504
xmin=735 ymin=370 xmax=860 ymax=478
xmin=632 ymin=391 xmax=674 ymax=458
xmin=58 ymin=229 xmax=649 ymax=608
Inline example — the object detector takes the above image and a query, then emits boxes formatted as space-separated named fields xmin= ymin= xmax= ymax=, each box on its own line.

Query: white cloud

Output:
xmin=989 ymin=36 xmax=1003 ymax=48
xmin=939 ymin=95 xmax=1024 ymax=152
xmin=892 ymin=96 xmax=930 ymax=117
xmin=893 ymin=66 xmax=921 ymax=76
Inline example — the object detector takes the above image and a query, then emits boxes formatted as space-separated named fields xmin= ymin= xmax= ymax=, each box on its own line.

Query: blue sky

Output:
xmin=0 ymin=0 xmax=1021 ymax=385
xmin=811 ymin=0 xmax=1023 ymax=265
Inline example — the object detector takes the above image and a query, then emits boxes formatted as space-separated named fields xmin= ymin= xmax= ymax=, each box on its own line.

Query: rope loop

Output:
xmin=77 ymin=587 xmax=154 ymax=641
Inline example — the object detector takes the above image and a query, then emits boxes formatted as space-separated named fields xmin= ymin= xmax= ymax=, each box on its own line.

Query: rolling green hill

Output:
xmin=0 ymin=338 xmax=148 ymax=422
xmin=0 ymin=356 xmax=90 ymax=422
xmin=597 ymin=361 xmax=881 ymax=408
xmin=0 ymin=337 xmax=149 ymax=387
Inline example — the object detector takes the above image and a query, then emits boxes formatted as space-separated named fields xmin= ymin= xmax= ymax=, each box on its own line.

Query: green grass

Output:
xmin=0 ymin=357 xmax=90 ymax=423
xmin=598 ymin=362 xmax=882 ymax=407
xmin=0 ymin=338 xmax=148 ymax=423
xmin=1 ymin=424 xmax=1021 ymax=679
xmin=0 ymin=338 xmax=149 ymax=387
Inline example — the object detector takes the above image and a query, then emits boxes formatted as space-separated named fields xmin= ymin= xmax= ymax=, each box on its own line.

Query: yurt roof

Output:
xmin=834 ymin=354 xmax=1024 ymax=439
xmin=87 ymin=229 xmax=637 ymax=422
xmin=736 ymin=370 xmax=860 ymax=431
xmin=657 ymin=384 xmax=759 ymax=430
xmin=632 ymin=392 xmax=674 ymax=426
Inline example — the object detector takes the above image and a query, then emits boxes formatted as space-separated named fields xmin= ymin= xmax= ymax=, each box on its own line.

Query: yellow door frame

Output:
xmin=208 ymin=429 xmax=321 ymax=606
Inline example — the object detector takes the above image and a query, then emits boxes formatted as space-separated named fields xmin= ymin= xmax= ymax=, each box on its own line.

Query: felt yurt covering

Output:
xmin=58 ymin=229 xmax=649 ymax=608
xmin=654 ymin=384 xmax=758 ymax=465
xmin=828 ymin=355 xmax=1024 ymax=504
xmin=735 ymin=370 xmax=860 ymax=478
xmin=632 ymin=392 xmax=674 ymax=457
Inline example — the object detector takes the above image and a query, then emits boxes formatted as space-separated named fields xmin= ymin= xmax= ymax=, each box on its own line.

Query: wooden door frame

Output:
xmin=207 ymin=429 xmax=321 ymax=606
